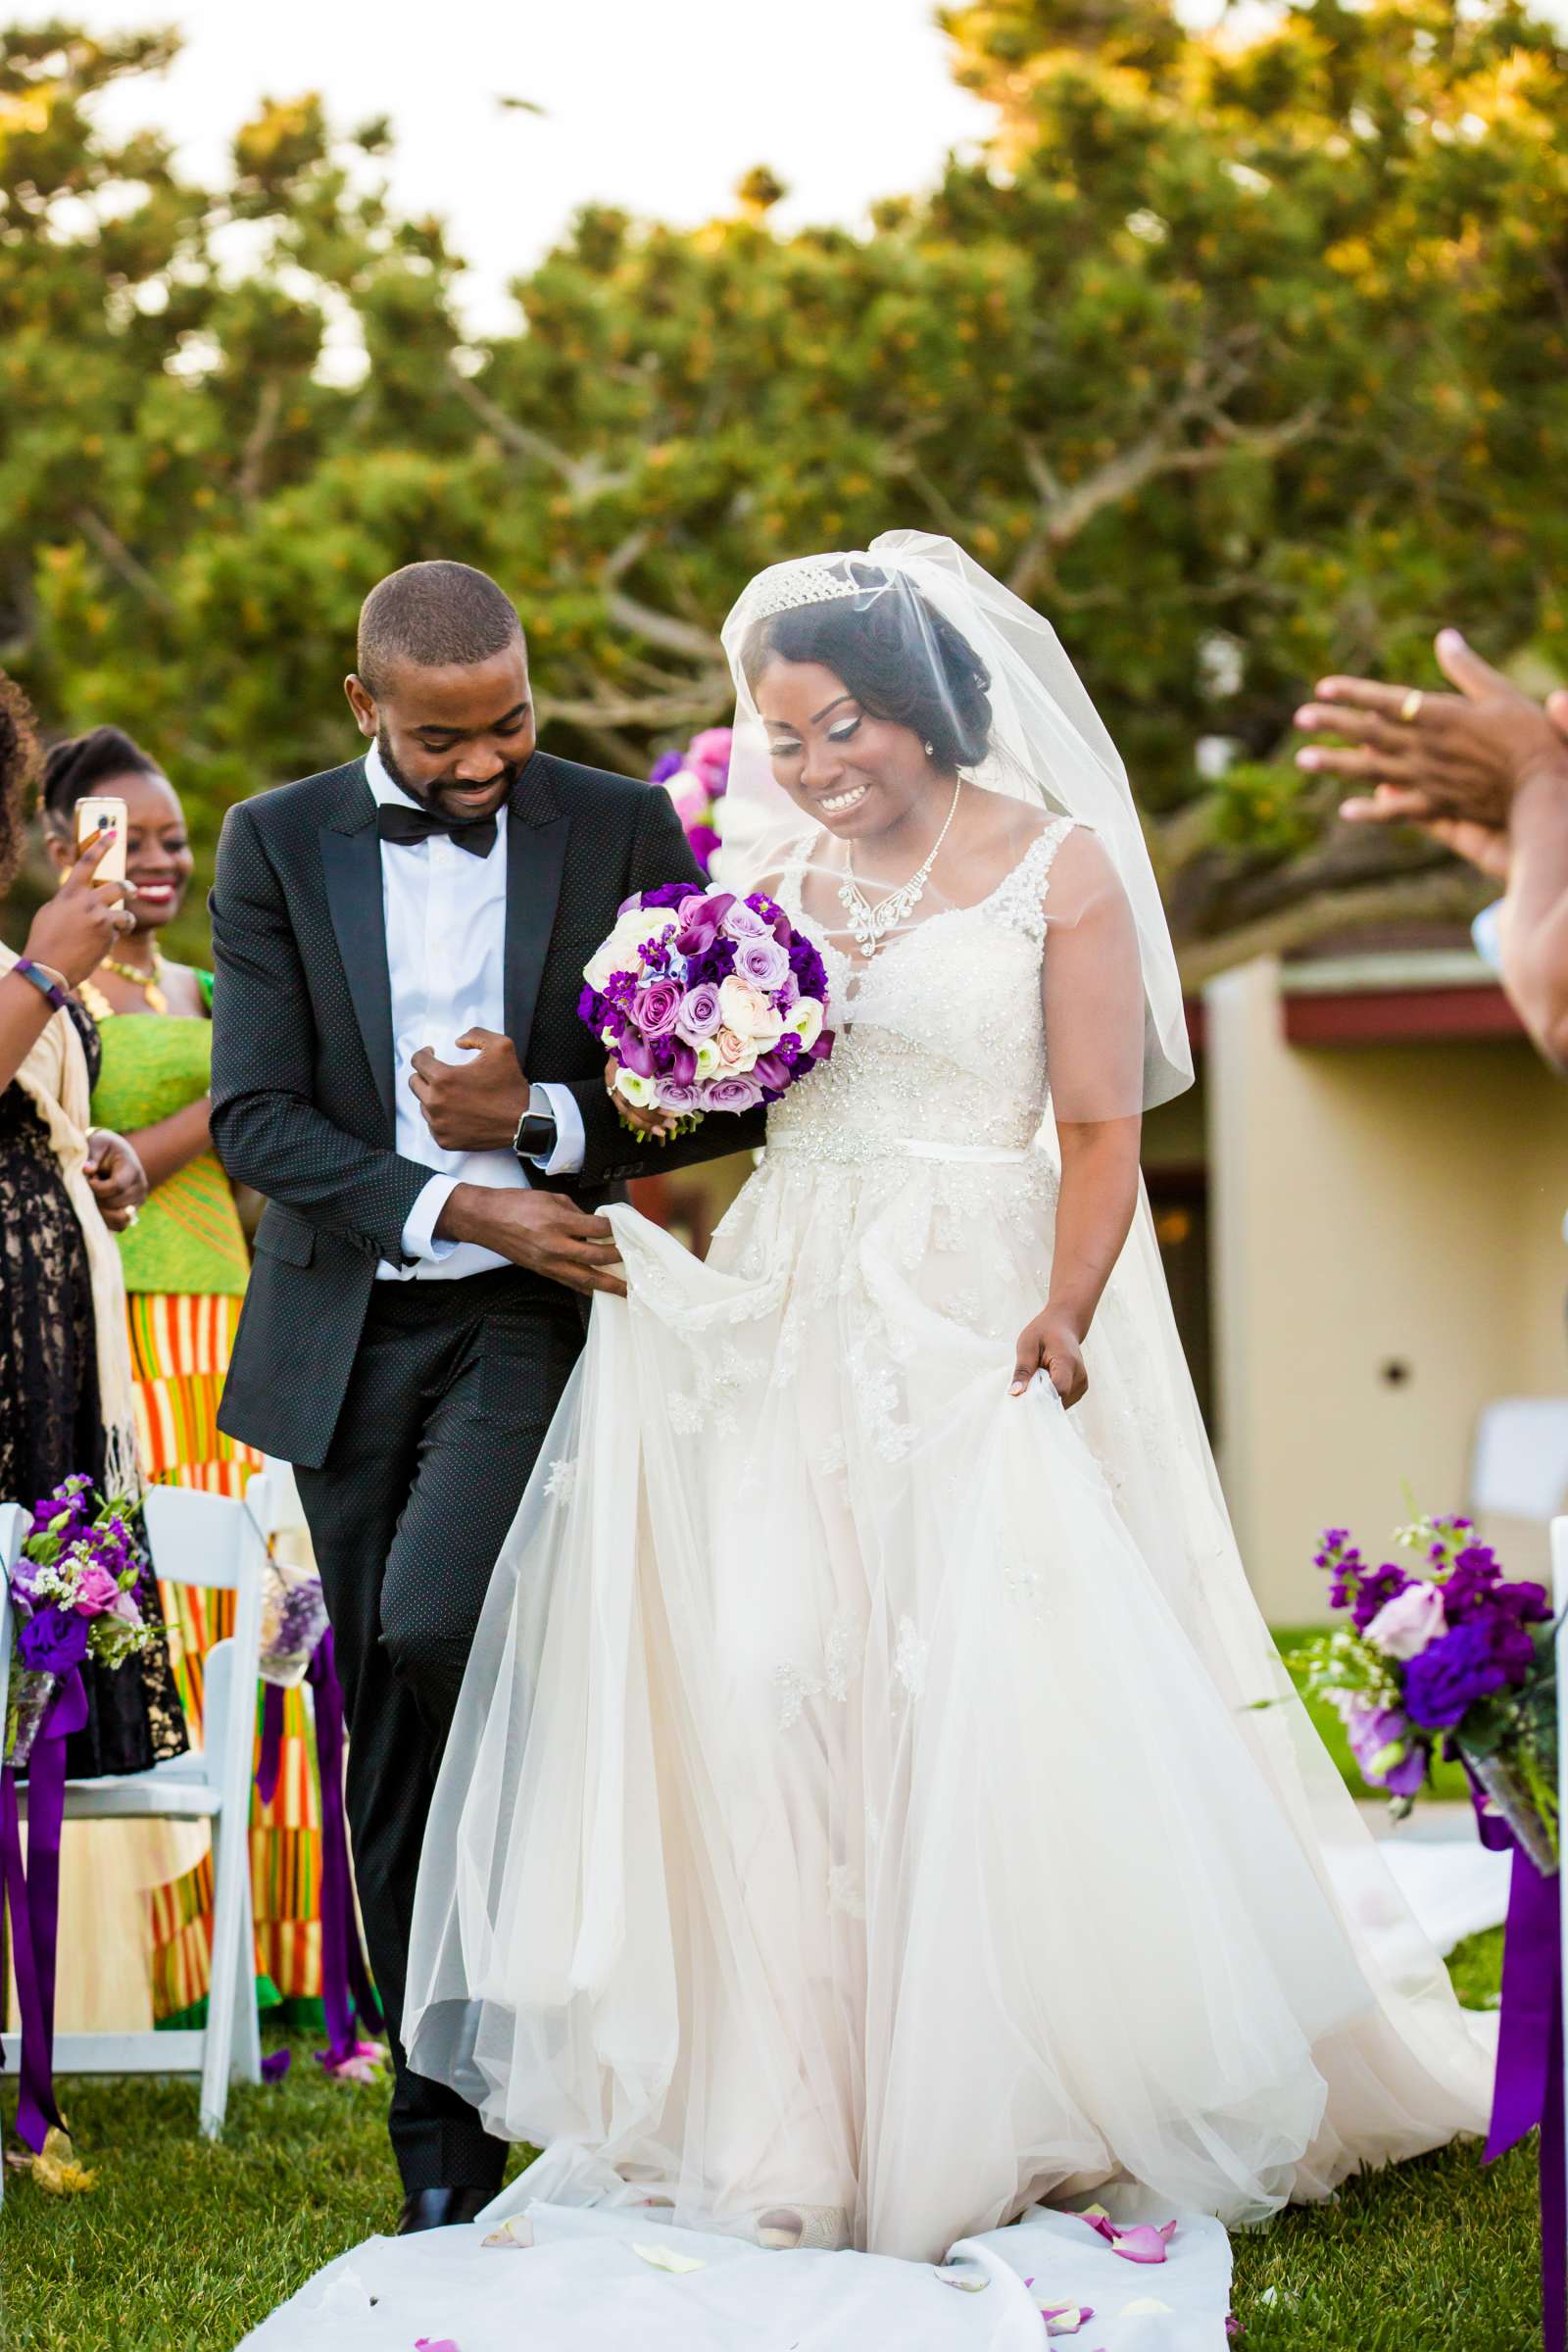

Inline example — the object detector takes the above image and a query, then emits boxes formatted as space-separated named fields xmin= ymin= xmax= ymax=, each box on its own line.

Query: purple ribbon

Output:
xmin=1477 ymin=1797 xmax=1565 ymax=2351
xmin=251 ymin=1633 xmax=380 ymax=2073
xmin=0 ymin=1667 xmax=88 ymax=2153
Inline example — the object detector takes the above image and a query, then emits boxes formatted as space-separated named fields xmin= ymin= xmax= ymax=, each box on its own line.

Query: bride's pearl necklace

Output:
xmin=836 ymin=777 xmax=962 ymax=960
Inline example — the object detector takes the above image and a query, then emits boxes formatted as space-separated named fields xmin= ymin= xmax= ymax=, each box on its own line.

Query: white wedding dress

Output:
xmin=248 ymin=818 xmax=1493 ymax=2352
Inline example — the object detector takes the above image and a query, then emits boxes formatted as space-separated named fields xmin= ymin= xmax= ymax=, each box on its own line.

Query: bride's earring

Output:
xmin=923 ymin=740 xmax=936 ymax=758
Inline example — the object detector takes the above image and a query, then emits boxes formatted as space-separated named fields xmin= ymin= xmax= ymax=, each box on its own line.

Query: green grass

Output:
xmin=0 ymin=1930 xmax=1540 ymax=2352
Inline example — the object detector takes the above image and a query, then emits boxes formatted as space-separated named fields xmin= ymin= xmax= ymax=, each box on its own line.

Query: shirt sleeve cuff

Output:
xmin=401 ymin=1173 xmax=461 ymax=1262
xmin=532 ymin=1082 xmax=586 ymax=1177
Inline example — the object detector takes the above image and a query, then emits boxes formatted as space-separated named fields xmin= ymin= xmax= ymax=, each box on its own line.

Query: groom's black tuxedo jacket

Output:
xmin=209 ymin=748 xmax=762 ymax=1468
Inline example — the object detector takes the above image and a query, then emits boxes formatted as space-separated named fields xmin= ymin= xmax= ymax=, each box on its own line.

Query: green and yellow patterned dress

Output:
xmin=89 ymin=973 xmax=325 ymax=2026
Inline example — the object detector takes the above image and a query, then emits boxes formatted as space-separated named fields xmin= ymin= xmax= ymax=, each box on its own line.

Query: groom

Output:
xmin=210 ymin=561 xmax=759 ymax=2229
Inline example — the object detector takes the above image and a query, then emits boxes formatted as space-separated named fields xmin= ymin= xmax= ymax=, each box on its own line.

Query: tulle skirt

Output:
xmin=404 ymin=1145 xmax=1492 ymax=2261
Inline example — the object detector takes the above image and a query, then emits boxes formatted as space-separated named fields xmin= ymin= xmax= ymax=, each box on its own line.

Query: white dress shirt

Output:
xmin=364 ymin=744 xmax=585 ymax=1280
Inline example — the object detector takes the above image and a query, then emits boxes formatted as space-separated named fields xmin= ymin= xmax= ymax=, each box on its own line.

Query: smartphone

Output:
xmin=75 ymin=795 xmax=128 ymax=884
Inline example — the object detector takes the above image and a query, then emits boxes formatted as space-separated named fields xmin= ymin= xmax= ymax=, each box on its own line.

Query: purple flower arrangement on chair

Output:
xmin=649 ymin=726 xmax=732 ymax=877
xmin=1301 ymin=1514 xmax=1557 ymax=1865
xmin=5 ymin=1476 xmax=157 ymax=1767
xmin=580 ymin=884 xmax=833 ymax=1134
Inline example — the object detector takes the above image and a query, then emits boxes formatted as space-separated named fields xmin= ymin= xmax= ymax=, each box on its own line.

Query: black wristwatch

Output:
xmin=514 ymin=1084 xmax=559 ymax=1164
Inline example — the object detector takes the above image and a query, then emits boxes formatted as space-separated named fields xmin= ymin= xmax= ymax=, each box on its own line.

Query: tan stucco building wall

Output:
xmin=1205 ymin=958 xmax=1568 ymax=1623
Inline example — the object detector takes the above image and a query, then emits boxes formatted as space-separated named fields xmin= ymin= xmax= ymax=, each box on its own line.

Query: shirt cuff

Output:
xmin=531 ymin=1082 xmax=586 ymax=1177
xmin=401 ymin=1173 xmax=461 ymax=1263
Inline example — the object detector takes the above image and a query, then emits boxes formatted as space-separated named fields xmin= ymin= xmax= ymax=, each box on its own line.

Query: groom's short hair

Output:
xmin=357 ymin=562 xmax=524 ymax=697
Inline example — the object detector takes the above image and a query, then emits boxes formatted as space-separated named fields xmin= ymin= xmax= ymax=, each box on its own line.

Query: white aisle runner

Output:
xmin=238 ymin=1829 xmax=1505 ymax=2352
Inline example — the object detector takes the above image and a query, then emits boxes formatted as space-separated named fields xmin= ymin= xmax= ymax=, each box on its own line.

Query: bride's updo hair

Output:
xmin=743 ymin=567 xmax=994 ymax=771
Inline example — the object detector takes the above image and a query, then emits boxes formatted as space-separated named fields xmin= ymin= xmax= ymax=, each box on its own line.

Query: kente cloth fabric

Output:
xmin=404 ymin=816 xmax=1493 ymax=2265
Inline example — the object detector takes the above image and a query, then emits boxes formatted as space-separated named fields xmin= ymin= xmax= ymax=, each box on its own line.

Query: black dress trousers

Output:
xmin=293 ymin=1262 xmax=585 ymax=2196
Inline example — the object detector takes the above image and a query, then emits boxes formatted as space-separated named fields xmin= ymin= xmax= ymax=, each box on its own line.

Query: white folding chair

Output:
xmin=0 ymin=1485 xmax=266 ymax=2180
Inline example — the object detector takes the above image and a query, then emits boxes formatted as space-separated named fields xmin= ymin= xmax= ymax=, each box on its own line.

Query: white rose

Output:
xmin=782 ymin=995 xmax=824 ymax=1052
xmin=717 ymin=974 xmax=784 ymax=1049
xmin=613 ymin=1065 xmax=659 ymax=1108
xmin=584 ymin=908 xmax=663 ymax=994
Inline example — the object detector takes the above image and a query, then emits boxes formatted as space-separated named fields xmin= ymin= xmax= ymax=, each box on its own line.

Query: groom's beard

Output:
xmin=376 ymin=727 xmax=529 ymax=816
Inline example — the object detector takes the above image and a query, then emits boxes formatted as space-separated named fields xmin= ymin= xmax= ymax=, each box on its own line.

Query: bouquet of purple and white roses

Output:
xmin=580 ymin=883 xmax=833 ymax=1128
xmin=1298 ymin=1513 xmax=1558 ymax=1867
xmin=5 ymin=1476 xmax=160 ymax=1767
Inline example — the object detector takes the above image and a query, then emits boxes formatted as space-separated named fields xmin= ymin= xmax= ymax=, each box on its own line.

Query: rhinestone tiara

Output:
xmin=741 ymin=554 xmax=890 ymax=620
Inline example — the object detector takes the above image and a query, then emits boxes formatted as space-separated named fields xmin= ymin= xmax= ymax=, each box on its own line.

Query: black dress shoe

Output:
xmin=397 ymin=2186 xmax=494 ymax=2235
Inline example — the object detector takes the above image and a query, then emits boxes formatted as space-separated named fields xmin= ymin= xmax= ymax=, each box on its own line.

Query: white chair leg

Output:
xmin=200 ymin=1641 xmax=250 ymax=2138
xmin=232 ymin=1855 xmax=263 ymax=2086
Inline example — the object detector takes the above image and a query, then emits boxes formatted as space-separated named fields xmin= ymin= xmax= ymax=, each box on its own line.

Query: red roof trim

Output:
xmin=1283 ymin=985 xmax=1525 ymax=1047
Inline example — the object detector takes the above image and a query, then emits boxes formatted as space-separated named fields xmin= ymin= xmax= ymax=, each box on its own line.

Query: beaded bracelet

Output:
xmin=12 ymin=957 xmax=70 ymax=1013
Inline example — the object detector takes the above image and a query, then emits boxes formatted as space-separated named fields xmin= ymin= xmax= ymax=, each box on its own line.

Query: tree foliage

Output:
xmin=1 ymin=5 xmax=1563 ymax=967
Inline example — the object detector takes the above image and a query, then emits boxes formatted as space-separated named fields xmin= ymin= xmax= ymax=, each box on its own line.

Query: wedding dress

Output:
xmin=245 ymin=539 xmax=1492 ymax=2352
xmin=397 ymin=809 xmax=1491 ymax=2276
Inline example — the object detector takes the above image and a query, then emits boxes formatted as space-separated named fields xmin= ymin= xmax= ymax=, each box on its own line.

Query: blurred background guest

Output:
xmin=39 ymin=725 xmax=325 ymax=2039
xmin=1296 ymin=631 xmax=1568 ymax=1073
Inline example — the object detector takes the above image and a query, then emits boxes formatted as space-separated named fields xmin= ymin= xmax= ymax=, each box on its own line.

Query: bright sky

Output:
xmin=73 ymin=0 xmax=1000 ymax=332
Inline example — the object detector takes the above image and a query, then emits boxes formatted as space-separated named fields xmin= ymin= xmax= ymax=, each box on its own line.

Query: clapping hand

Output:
xmin=410 ymin=1029 xmax=528 ymax=1152
xmin=84 ymin=1129 xmax=148 ymax=1231
xmin=1295 ymin=630 xmax=1568 ymax=881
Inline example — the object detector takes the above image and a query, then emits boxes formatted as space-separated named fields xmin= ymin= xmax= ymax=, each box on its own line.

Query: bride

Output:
xmin=400 ymin=533 xmax=1491 ymax=2284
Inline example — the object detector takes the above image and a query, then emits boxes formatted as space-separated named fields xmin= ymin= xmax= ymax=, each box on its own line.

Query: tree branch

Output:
xmin=72 ymin=508 xmax=175 ymax=612
xmin=600 ymin=531 xmax=722 ymax=663
xmin=237 ymin=377 xmax=283 ymax=507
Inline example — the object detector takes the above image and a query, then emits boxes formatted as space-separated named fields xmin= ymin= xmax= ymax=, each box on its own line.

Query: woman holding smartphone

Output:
xmin=41 ymin=726 xmax=323 ymax=2033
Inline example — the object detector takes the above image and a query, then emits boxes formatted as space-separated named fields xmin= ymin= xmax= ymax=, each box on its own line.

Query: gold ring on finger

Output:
xmin=1397 ymin=689 xmax=1425 ymax=724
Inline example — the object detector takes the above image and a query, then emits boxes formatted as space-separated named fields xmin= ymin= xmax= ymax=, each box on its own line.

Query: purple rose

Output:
xmin=1345 ymin=1703 xmax=1429 ymax=1798
xmin=735 ymin=935 xmax=790 ymax=991
xmin=18 ymin=1606 xmax=90 ymax=1674
xmin=634 ymin=978 xmax=682 ymax=1038
xmin=73 ymin=1563 xmax=122 ymax=1617
xmin=721 ymin=902 xmax=769 ymax=940
xmin=704 ymin=1073 xmax=764 ymax=1113
xmin=675 ymin=983 xmax=723 ymax=1043
xmin=655 ymin=1078 xmax=703 ymax=1113
xmin=1401 ymin=1620 xmax=1508 ymax=1731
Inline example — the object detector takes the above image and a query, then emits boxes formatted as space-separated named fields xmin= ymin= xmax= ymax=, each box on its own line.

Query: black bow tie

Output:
xmin=375 ymin=800 xmax=501 ymax=859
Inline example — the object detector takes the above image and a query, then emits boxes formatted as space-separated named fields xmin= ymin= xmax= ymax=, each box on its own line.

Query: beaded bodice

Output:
xmin=766 ymin=819 xmax=1073 ymax=1166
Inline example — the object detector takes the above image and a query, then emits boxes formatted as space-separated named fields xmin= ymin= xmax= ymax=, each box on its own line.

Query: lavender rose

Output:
xmin=675 ymin=983 xmax=723 ymax=1043
xmin=721 ymin=901 xmax=769 ymax=940
xmin=1363 ymin=1583 xmax=1446 ymax=1660
xmin=18 ymin=1606 xmax=89 ymax=1674
xmin=656 ymin=1078 xmax=703 ymax=1113
xmin=734 ymin=934 xmax=790 ymax=991
xmin=705 ymin=1073 xmax=764 ymax=1112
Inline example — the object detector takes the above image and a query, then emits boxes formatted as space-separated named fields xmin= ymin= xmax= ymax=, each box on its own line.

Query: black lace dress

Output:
xmin=0 ymin=999 xmax=186 ymax=1775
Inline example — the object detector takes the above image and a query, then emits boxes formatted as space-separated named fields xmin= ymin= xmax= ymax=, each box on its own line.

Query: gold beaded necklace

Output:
xmin=98 ymin=949 xmax=170 ymax=1014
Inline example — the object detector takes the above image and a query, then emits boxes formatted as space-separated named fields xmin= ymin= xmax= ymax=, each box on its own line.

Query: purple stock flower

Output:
xmin=18 ymin=1606 xmax=89 ymax=1674
xmin=634 ymin=881 xmax=695 ymax=912
xmin=1401 ymin=1620 xmax=1509 ymax=1731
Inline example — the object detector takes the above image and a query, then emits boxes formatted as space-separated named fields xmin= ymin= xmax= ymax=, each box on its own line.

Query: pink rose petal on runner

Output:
xmin=415 ymin=2338 xmax=462 ymax=2349
xmin=1040 ymin=2302 xmax=1096 ymax=2334
xmin=1073 ymin=2212 xmax=1176 ymax=2263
